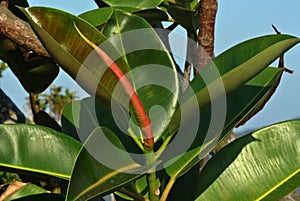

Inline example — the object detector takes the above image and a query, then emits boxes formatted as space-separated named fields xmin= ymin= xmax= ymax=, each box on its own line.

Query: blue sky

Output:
xmin=1 ymin=0 xmax=300 ymax=134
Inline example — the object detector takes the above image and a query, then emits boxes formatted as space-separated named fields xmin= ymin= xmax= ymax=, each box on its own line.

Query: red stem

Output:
xmin=77 ymin=28 xmax=154 ymax=150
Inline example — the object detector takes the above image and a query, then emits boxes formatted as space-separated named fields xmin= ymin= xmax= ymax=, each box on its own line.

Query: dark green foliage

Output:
xmin=0 ymin=1 xmax=299 ymax=201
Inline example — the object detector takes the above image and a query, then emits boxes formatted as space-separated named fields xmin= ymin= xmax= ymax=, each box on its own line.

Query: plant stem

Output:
xmin=155 ymin=135 xmax=173 ymax=159
xmin=159 ymin=177 xmax=176 ymax=201
xmin=146 ymin=151 xmax=159 ymax=201
xmin=29 ymin=92 xmax=40 ymax=116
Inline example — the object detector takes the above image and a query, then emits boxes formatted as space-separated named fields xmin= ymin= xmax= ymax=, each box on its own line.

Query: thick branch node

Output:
xmin=0 ymin=6 xmax=50 ymax=57
xmin=200 ymin=35 xmax=213 ymax=46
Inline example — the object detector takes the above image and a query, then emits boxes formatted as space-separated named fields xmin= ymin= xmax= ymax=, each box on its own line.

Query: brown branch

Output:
xmin=0 ymin=6 xmax=50 ymax=57
xmin=197 ymin=0 xmax=223 ymax=170
xmin=29 ymin=92 xmax=40 ymax=116
xmin=182 ymin=61 xmax=191 ymax=92
xmin=197 ymin=0 xmax=218 ymax=73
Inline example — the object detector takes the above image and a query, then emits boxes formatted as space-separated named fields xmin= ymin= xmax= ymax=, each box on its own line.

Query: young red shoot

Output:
xmin=75 ymin=26 xmax=154 ymax=151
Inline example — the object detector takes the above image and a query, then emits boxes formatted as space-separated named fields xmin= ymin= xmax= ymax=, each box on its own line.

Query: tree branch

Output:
xmin=197 ymin=0 xmax=218 ymax=73
xmin=0 ymin=6 xmax=49 ymax=57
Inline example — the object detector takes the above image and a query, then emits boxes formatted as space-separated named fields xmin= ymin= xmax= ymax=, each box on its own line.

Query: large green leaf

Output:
xmin=0 ymin=124 xmax=82 ymax=179
xmin=164 ymin=67 xmax=283 ymax=179
xmin=21 ymin=7 xmax=129 ymax=105
xmin=194 ymin=119 xmax=300 ymax=201
xmin=167 ymin=6 xmax=198 ymax=32
xmin=161 ymin=68 xmax=287 ymax=200
xmin=102 ymin=9 xmax=179 ymax=141
xmin=78 ymin=7 xmax=113 ymax=28
xmin=67 ymin=127 xmax=157 ymax=201
xmin=164 ymin=35 xmax=300 ymax=179
xmin=222 ymin=67 xmax=284 ymax=137
xmin=162 ymin=67 xmax=283 ymax=201
xmin=23 ymin=7 xmax=179 ymax=141
xmin=61 ymin=97 xmax=142 ymax=152
xmin=133 ymin=9 xmax=169 ymax=24
xmin=0 ymin=37 xmax=59 ymax=94
xmin=102 ymin=0 xmax=163 ymax=11
xmin=169 ymin=35 xmax=300 ymax=139
xmin=189 ymin=35 xmax=300 ymax=109
xmin=79 ymin=8 xmax=168 ymax=28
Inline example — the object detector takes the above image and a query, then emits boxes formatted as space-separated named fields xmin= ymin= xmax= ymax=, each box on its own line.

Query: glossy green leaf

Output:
xmin=79 ymin=8 xmax=168 ymax=28
xmin=164 ymin=67 xmax=283 ymax=179
xmin=190 ymin=0 xmax=200 ymax=9
xmin=61 ymin=97 xmax=142 ymax=152
xmin=167 ymin=6 xmax=198 ymax=32
xmin=21 ymin=7 xmax=129 ymax=105
xmin=67 ymin=127 xmax=157 ymax=201
xmin=194 ymin=119 xmax=300 ymax=201
xmin=0 ymin=37 xmax=59 ymax=93
xmin=102 ymin=9 xmax=179 ymax=141
xmin=222 ymin=67 xmax=284 ymax=136
xmin=5 ymin=183 xmax=46 ymax=201
xmin=12 ymin=193 xmax=65 ymax=201
xmin=78 ymin=7 xmax=113 ymax=28
xmin=169 ymin=35 xmax=300 ymax=138
xmin=19 ymin=59 xmax=59 ymax=94
xmin=103 ymin=0 xmax=163 ymax=11
xmin=134 ymin=9 xmax=169 ymax=24
xmin=189 ymin=35 xmax=300 ymax=109
xmin=0 ymin=124 xmax=82 ymax=179
xmin=164 ymin=35 xmax=300 ymax=180
xmin=235 ymin=67 xmax=284 ymax=127
xmin=23 ymin=7 xmax=179 ymax=141
xmin=166 ymin=165 xmax=199 ymax=201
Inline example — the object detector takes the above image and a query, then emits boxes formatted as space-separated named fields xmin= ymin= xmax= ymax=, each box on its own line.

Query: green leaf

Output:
xmin=194 ymin=119 xmax=300 ymax=201
xmin=61 ymin=97 xmax=142 ymax=152
xmin=5 ymin=183 xmax=46 ymax=201
xmin=21 ymin=7 xmax=129 ymax=105
xmin=189 ymin=35 xmax=300 ymax=109
xmin=164 ymin=35 xmax=300 ymax=180
xmin=19 ymin=59 xmax=59 ymax=94
xmin=102 ymin=9 xmax=179 ymax=141
xmin=12 ymin=193 xmax=65 ymax=201
xmin=23 ymin=7 xmax=179 ymax=141
xmin=166 ymin=165 xmax=199 ymax=201
xmin=0 ymin=124 xmax=82 ymax=179
xmin=169 ymin=35 xmax=300 ymax=137
xmin=222 ymin=67 xmax=284 ymax=137
xmin=78 ymin=7 xmax=113 ymax=28
xmin=134 ymin=9 xmax=169 ymax=24
xmin=66 ymin=127 xmax=158 ymax=201
xmin=167 ymin=6 xmax=198 ymax=32
xmin=102 ymin=0 xmax=163 ymax=11
xmin=79 ymin=8 xmax=168 ymax=28
xmin=235 ymin=67 xmax=284 ymax=127
xmin=164 ymin=67 xmax=284 ymax=179
xmin=0 ymin=37 xmax=59 ymax=93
